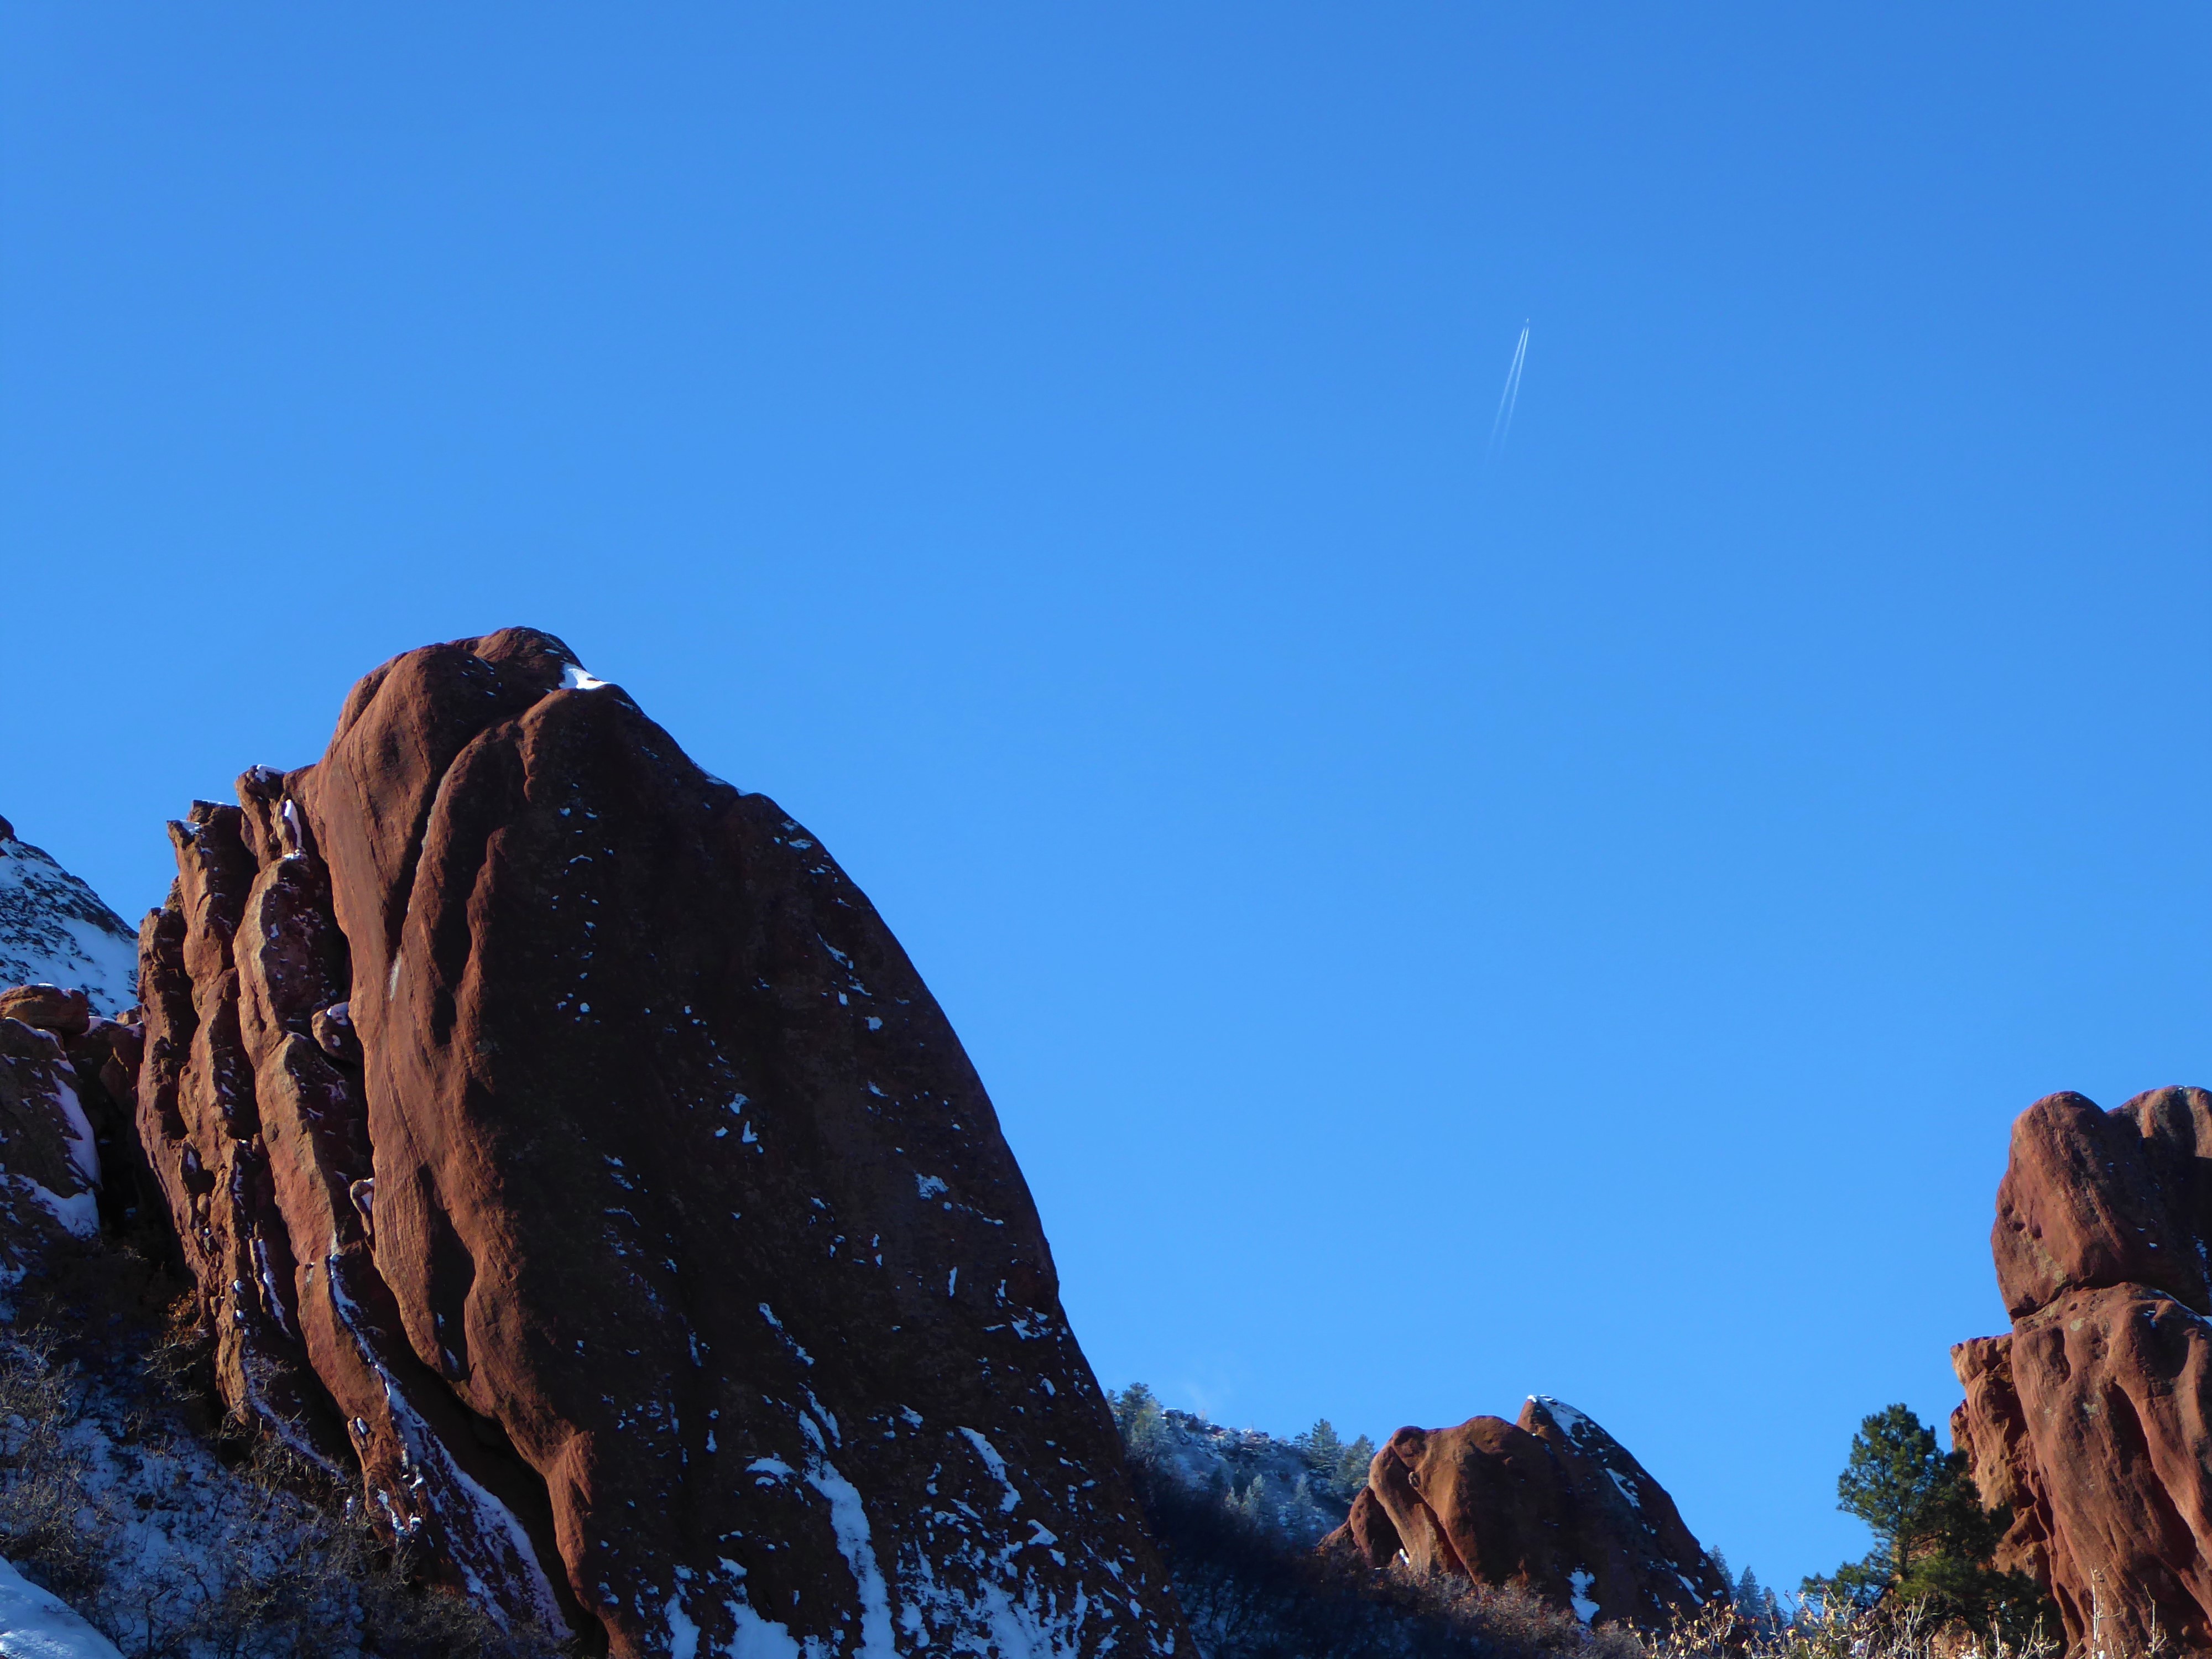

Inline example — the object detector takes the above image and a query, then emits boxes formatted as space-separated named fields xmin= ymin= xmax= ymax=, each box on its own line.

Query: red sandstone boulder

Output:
xmin=1992 ymin=1091 xmax=2207 ymax=1318
xmin=0 ymin=1012 xmax=105 ymax=1259
xmin=1324 ymin=1394 xmax=1723 ymax=1627
xmin=1322 ymin=1486 xmax=1404 ymax=1570
xmin=0 ymin=984 xmax=92 ymax=1037
xmin=133 ymin=628 xmax=1186 ymax=1657
xmin=1957 ymin=1086 xmax=2212 ymax=1652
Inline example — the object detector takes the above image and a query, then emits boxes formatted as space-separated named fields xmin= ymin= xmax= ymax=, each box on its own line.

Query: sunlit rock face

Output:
xmin=1955 ymin=1086 xmax=2212 ymax=1653
xmin=132 ymin=627 xmax=1187 ymax=1658
xmin=1324 ymin=1394 xmax=1724 ymax=1627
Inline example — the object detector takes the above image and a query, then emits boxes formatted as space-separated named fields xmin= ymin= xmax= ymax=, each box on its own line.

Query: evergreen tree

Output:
xmin=1231 ymin=1473 xmax=1274 ymax=1528
xmin=1834 ymin=1404 xmax=1945 ymax=1582
xmin=1804 ymin=1403 xmax=2054 ymax=1639
xmin=1332 ymin=1433 xmax=1376 ymax=1501
xmin=1297 ymin=1418 xmax=1344 ymax=1477
xmin=1734 ymin=1566 xmax=1761 ymax=1613
xmin=1291 ymin=1416 xmax=1376 ymax=1501
xmin=1110 ymin=1383 xmax=1169 ymax=1464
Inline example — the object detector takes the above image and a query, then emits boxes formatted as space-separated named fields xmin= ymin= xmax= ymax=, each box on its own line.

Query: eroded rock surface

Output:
xmin=1323 ymin=1394 xmax=1722 ymax=1626
xmin=1955 ymin=1085 xmax=2212 ymax=1651
xmin=132 ymin=628 xmax=1185 ymax=1657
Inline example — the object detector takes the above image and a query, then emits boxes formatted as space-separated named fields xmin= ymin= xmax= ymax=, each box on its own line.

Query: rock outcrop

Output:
xmin=1322 ymin=1394 xmax=1723 ymax=1627
xmin=0 ymin=975 xmax=156 ymax=1265
xmin=0 ymin=816 xmax=139 ymax=1015
xmin=0 ymin=1008 xmax=106 ymax=1262
xmin=128 ymin=628 xmax=1186 ymax=1658
xmin=1953 ymin=1086 xmax=2212 ymax=1652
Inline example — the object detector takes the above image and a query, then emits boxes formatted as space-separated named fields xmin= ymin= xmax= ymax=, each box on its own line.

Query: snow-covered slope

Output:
xmin=1118 ymin=1397 xmax=1366 ymax=1546
xmin=0 ymin=1557 xmax=124 ymax=1658
xmin=0 ymin=818 xmax=137 ymax=1015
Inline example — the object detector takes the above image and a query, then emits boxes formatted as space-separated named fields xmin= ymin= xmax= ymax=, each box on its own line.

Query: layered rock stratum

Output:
xmin=1953 ymin=1085 xmax=2212 ymax=1652
xmin=101 ymin=627 xmax=1186 ymax=1658
xmin=1322 ymin=1395 xmax=1723 ymax=1627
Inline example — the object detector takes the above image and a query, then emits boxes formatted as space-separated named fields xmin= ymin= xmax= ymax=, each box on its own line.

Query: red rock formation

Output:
xmin=1955 ymin=1086 xmax=2212 ymax=1651
xmin=1332 ymin=1487 xmax=1404 ymax=1569
xmin=1948 ymin=1334 xmax=2067 ymax=1608
xmin=0 ymin=978 xmax=159 ymax=1254
xmin=0 ymin=1011 xmax=105 ymax=1261
xmin=132 ymin=628 xmax=1187 ymax=1657
xmin=1322 ymin=1394 xmax=1723 ymax=1626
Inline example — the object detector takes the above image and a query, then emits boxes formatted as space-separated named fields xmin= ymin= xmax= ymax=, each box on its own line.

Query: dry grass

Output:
xmin=1640 ymin=1591 xmax=2067 ymax=1659
xmin=0 ymin=1241 xmax=584 ymax=1659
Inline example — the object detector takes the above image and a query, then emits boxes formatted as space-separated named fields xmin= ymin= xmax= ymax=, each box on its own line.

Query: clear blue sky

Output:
xmin=4 ymin=6 xmax=2206 ymax=1594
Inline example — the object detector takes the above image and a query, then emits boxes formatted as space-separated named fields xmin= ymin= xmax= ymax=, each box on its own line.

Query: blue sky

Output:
xmin=3 ymin=6 xmax=2206 ymax=1593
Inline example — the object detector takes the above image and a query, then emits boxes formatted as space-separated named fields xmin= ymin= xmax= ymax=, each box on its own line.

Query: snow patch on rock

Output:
xmin=1569 ymin=1567 xmax=1599 ymax=1625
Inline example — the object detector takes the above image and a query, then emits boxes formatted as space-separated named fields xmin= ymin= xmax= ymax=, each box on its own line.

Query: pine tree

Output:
xmin=1806 ymin=1403 xmax=2055 ymax=1638
xmin=1110 ymin=1383 xmax=1168 ymax=1464
xmin=1834 ymin=1404 xmax=1944 ymax=1583
xmin=1735 ymin=1567 xmax=1765 ymax=1631
xmin=1232 ymin=1473 xmax=1274 ymax=1528
xmin=1333 ymin=1433 xmax=1376 ymax=1501
xmin=1297 ymin=1418 xmax=1344 ymax=1475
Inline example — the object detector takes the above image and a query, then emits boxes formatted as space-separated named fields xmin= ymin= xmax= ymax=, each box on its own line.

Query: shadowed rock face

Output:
xmin=0 ymin=1014 xmax=106 ymax=1261
xmin=132 ymin=628 xmax=1186 ymax=1658
xmin=0 ymin=981 xmax=156 ymax=1256
xmin=1322 ymin=1395 xmax=1722 ymax=1627
xmin=1955 ymin=1086 xmax=2212 ymax=1651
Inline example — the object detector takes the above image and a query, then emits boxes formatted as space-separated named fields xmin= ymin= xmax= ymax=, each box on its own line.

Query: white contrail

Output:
xmin=1485 ymin=320 xmax=1530 ymax=466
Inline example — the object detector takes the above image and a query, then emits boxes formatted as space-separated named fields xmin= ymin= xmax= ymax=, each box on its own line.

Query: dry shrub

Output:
xmin=1640 ymin=1590 xmax=2064 ymax=1659
xmin=0 ymin=1325 xmax=106 ymax=1604
xmin=0 ymin=1239 xmax=582 ymax=1659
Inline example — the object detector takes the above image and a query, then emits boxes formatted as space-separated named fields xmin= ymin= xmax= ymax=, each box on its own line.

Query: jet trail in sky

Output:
xmin=1485 ymin=320 xmax=1530 ymax=467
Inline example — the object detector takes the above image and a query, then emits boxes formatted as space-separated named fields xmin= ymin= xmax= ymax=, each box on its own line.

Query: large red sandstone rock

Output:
xmin=1956 ymin=1086 xmax=2212 ymax=1652
xmin=133 ymin=628 xmax=1186 ymax=1658
xmin=1322 ymin=1394 xmax=1723 ymax=1626
xmin=1948 ymin=1334 xmax=2069 ymax=1617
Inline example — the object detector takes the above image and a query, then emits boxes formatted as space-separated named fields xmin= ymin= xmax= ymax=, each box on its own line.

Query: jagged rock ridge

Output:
xmin=1952 ymin=1085 xmax=2212 ymax=1652
xmin=1323 ymin=1394 xmax=1723 ymax=1627
xmin=127 ymin=628 xmax=1187 ymax=1658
